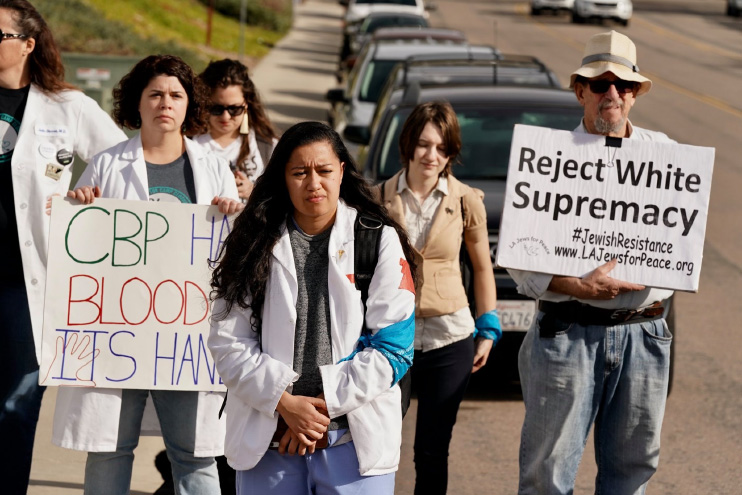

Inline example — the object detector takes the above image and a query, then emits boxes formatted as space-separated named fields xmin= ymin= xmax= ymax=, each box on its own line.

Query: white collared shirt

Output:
xmin=398 ymin=170 xmax=448 ymax=251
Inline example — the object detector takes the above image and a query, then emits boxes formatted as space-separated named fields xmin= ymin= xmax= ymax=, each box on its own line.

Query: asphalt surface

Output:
xmin=28 ymin=0 xmax=742 ymax=494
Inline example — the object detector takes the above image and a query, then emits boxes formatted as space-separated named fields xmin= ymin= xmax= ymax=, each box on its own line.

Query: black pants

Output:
xmin=412 ymin=335 xmax=474 ymax=495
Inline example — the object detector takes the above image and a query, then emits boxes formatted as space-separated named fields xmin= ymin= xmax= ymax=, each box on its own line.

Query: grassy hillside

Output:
xmin=35 ymin=0 xmax=292 ymax=71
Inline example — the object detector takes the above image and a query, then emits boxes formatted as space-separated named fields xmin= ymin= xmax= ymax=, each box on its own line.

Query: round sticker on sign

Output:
xmin=56 ymin=148 xmax=73 ymax=166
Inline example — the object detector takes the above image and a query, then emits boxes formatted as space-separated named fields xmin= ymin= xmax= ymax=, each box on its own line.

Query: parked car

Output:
xmin=352 ymin=82 xmax=676 ymax=391
xmin=338 ymin=26 xmax=468 ymax=82
xmin=344 ymin=0 xmax=431 ymax=25
xmin=530 ymin=0 xmax=575 ymax=15
xmin=344 ymin=53 xmax=558 ymax=145
xmin=326 ymin=36 xmax=498 ymax=157
xmin=572 ymin=0 xmax=632 ymax=25
xmin=728 ymin=0 xmax=742 ymax=16
xmin=350 ymin=12 xmax=430 ymax=55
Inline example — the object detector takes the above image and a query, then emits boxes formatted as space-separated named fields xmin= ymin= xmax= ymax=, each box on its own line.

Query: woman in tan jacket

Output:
xmin=378 ymin=101 xmax=501 ymax=495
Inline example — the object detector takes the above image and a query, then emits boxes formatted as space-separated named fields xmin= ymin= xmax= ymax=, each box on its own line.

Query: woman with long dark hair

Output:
xmin=379 ymin=101 xmax=501 ymax=495
xmin=0 ymin=1 xmax=125 ymax=492
xmin=53 ymin=54 xmax=241 ymax=495
xmin=195 ymin=58 xmax=278 ymax=201
xmin=209 ymin=121 xmax=416 ymax=494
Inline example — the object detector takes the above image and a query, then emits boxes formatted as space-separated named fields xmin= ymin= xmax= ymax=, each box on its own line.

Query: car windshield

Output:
xmin=359 ymin=59 xmax=401 ymax=103
xmin=362 ymin=16 xmax=428 ymax=34
xmin=355 ymin=0 xmax=417 ymax=4
xmin=402 ymin=65 xmax=554 ymax=87
xmin=377 ymin=105 xmax=583 ymax=179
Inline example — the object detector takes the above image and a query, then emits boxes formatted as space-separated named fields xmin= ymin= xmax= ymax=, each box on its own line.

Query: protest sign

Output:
xmin=495 ymin=125 xmax=715 ymax=292
xmin=39 ymin=197 xmax=231 ymax=391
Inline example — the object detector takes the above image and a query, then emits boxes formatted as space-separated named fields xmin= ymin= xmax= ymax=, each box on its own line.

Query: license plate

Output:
xmin=498 ymin=300 xmax=536 ymax=331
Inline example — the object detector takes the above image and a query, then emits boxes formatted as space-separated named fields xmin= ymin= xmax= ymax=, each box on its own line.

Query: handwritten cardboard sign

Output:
xmin=495 ymin=125 xmax=715 ymax=292
xmin=39 ymin=197 xmax=232 ymax=391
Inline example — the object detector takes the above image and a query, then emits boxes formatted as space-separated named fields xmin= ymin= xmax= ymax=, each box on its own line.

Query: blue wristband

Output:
xmin=473 ymin=309 xmax=502 ymax=343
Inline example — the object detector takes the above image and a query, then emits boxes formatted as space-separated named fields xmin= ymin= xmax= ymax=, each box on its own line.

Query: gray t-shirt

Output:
xmin=288 ymin=219 xmax=348 ymax=431
xmin=146 ymin=152 xmax=196 ymax=204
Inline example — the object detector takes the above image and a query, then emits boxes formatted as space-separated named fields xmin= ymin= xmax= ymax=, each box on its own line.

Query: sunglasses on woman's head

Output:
xmin=0 ymin=29 xmax=28 ymax=44
xmin=587 ymin=79 xmax=639 ymax=95
xmin=208 ymin=104 xmax=246 ymax=117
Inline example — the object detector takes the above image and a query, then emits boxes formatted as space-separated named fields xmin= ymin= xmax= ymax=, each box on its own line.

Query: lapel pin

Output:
xmin=445 ymin=207 xmax=454 ymax=214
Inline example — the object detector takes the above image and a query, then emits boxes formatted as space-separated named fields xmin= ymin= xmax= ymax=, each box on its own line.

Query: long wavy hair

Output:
xmin=199 ymin=59 xmax=278 ymax=172
xmin=211 ymin=121 xmax=417 ymax=334
xmin=1 ymin=0 xmax=76 ymax=93
xmin=112 ymin=55 xmax=209 ymax=136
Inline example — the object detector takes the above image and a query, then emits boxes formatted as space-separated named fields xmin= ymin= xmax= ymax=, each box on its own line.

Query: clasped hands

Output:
xmin=275 ymin=391 xmax=331 ymax=456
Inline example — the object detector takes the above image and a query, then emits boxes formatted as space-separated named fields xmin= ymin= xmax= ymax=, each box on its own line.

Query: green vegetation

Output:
xmin=195 ymin=0 xmax=292 ymax=32
xmin=35 ymin=0 xmax=292 ymax=71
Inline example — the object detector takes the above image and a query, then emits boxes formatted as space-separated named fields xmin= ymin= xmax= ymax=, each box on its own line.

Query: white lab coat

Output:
xmin=209 ymin=201 xmax=416 ymax=475
xmin=52 ymin=134 xmax=237 ymax=456
xmin=11 ymin=85 xmax=126 ymax=363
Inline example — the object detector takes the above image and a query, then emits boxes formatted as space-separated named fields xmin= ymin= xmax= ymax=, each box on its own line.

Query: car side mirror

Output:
xmin=326 ymin=88 xmax=348 ymax=104
xmin=425 ymin=3 xmax=438 ymax=11
xmin=344 ymin=125 xmax=371 ymax=145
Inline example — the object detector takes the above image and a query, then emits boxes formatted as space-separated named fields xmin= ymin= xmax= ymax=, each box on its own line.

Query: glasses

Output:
xmin=0 ymin=29 xmax=29 ymax=44
xmin=208 ymin=104 xmax=246 ymax=117
xmin=587 ymin=79 xmax=638 ymax=95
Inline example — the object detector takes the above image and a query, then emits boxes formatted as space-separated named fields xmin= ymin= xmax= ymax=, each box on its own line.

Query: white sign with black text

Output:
xmin=495 ymin=125 xmax=715 ymax=292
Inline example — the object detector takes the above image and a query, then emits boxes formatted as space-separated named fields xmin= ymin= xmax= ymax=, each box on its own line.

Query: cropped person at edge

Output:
xmin=0 ymin=1 xmax=125 ymax=493
xmin=510 ymin=30 xmax=677 ymax=495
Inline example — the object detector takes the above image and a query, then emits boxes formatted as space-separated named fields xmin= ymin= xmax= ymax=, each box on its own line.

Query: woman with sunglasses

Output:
xmin=0 ymin=1 xmax=125 ymax=492
xmin=195 ymin=58 xmax=278 ymax=201
xmin=53 ymin=54 xmax=242 ymax=495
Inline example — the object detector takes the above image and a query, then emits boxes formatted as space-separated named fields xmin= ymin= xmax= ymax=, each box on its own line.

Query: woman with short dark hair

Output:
xmin=209 ymin=121 xmax=416 ymax=494
xmin=379 ymin=101 xmax=501 ymax=495
xmin=52 ymin=54 xmax=241 ymax=495
xmin=195 ymin=58 xmax=278 ymax=201
xmin=0 ymin=1 xmax=125 ymax=491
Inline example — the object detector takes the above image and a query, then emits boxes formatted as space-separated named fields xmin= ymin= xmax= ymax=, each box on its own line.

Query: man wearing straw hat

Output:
xmin=510 ymin=31 xmax=676 ymax=494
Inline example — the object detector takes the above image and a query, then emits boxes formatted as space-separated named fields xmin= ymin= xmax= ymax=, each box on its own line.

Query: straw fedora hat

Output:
xmin=570 ymin=30 xmax=652 ymax=96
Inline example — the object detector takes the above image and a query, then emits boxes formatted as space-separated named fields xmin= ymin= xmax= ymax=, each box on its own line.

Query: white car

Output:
xmin=572 ymin=0 xmax=632 ymax=25
xmin=344 ymin=0 xmax=429 ymax=25
xmin=530 ymin=0 xmax=575 ymax=16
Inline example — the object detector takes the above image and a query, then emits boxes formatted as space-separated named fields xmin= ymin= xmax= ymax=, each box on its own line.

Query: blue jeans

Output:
xmin=518 ymin=312 xmax=672 ymax=495
xmin=84 ymin=388 xmax=219 ymax=495
xmin=236 ymin=430 xmax=395 ymax=495
xmin=0 ymin=282 xmax=46 ymax=495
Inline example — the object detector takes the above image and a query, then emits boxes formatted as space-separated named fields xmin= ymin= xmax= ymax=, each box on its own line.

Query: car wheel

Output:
xmin=620 ymin=18 xmax=630 ymax=26
xmin=531 ymin=6 xmax=542 ymax=15
xmin=571 ymin=11 xmax=584 ymax=23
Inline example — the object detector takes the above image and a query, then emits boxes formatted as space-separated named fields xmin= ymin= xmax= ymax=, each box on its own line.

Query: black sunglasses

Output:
xmin=587 ymin=79 xmax=639 ymax=95
xmin=208 ymin=104 xmax=246 ymax=117
xmin=0 ymin=29 xmax=29 ymax=44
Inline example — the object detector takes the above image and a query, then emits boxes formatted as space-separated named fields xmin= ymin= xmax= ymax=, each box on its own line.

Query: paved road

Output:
xmin=28 ymin=0 xmax=741 ymax=494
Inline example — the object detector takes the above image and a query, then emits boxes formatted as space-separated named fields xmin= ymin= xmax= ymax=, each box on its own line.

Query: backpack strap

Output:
xmin=354 ymin=214 xmax=383 ymax=314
